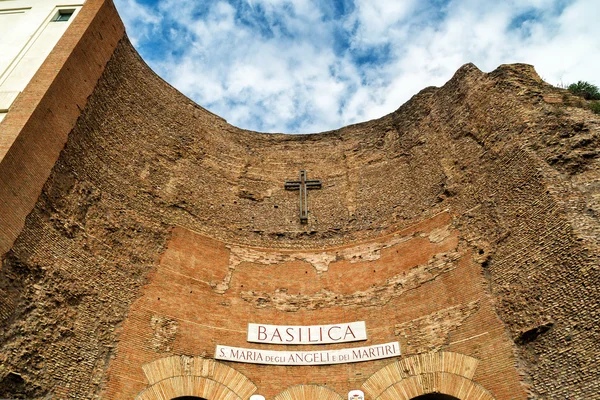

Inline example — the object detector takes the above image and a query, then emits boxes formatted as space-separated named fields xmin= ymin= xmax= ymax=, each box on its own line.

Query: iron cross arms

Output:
xmin=284 ymin=170 xmax=322 ymax=223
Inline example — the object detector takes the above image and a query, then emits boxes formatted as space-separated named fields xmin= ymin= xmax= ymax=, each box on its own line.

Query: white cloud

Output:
xmin=114 ymin=0 xmax=161 ymax=47
xmin=114 ymin=0 xmax=599 ymax=134
xmin=350 ymin=0 xmax=417 ymax=46
xmin=512 ymin=0 xmax=600 ymax=84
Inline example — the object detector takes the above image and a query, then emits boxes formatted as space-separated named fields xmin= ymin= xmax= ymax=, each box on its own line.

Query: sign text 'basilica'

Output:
xmin=247 ymin=321 xmax=367 ymax=345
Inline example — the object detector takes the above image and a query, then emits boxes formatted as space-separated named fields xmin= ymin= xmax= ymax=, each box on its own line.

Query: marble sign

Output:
xmin=215 ymin=342 xmax=400 ymax=366
xmin=247 ymin=321 xmax=367 ymax=345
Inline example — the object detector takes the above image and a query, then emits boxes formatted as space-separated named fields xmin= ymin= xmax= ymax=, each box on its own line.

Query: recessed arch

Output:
xmin=272 ymin=384 xmax=344 ymax=400
xmin=136 ymin=376 xmax=242 ymax=400
xmin=377 ymin=373 xmax=494 ymax=400
xmin=135 ymin=356 xmax=257 ymax=400
xmin=361 ymin=352 xmax=496 ymax=400
xmin=411 ymin=395 xmax=459 ymax=400
xmin=172 ymin=397 xmax=207 ymax=400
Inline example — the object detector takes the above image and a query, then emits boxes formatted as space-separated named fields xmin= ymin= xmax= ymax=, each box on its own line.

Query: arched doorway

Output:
xmin=412 ymin=395 xmax=459 ymax=400
xmin=136 ymin=356 xmax=257 ymax=400
xmin=172 ymin=396 xmax=206 ymax=400
xmin=361 ymin=352 xmax=496 ymax=400
xmin=172 ymin=397 xmax=206 ymax=400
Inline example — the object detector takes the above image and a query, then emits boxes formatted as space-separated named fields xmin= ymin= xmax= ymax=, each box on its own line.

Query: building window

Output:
xmin=53 ymin=9 xmax=74 ymax=22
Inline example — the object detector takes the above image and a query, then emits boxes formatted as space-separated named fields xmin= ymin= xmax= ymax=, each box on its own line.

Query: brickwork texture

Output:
xmin=0 ymin=0 xmax=599 ymax=398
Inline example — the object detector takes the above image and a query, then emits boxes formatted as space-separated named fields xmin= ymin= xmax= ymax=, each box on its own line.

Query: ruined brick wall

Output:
xmin=0 ymin=0 xmax=124 ymax=256
xmin=0 ymin=11 xmax=599 ymax=399
xmin=105 ymin=213 xmax=525 ymax=399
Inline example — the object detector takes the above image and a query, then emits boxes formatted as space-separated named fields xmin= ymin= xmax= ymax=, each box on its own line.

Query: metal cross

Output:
xmin=284 ymin=170 xmax=322 ymax=223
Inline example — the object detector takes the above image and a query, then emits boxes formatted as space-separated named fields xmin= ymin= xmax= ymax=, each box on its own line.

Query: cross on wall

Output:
xmin=284 ymin=170 xmax=322 ymax=223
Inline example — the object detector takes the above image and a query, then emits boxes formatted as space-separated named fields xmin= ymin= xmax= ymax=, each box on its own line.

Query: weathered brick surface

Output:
xmin=105 ymin=214 xmax=524 ymax=399
xmin=0 ymin=0 xmax=124 ymax=255
xmin=0 ymin=8 xmax=599 ymax=399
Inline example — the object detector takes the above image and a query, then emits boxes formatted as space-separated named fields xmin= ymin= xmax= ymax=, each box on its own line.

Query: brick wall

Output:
xmin=105 ymin=213 xmax=525 ymax=399
xmin=0 ymin=13 xmax=598 ymax=399
xmin=0 ymin=0 xmax=124 ymax=255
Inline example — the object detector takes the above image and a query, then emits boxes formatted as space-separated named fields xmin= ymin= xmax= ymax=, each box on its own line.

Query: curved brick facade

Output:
xmin=0 ymin=0 xmax=599 ymax=399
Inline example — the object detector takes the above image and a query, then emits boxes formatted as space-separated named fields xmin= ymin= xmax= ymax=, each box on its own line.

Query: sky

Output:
xmin=114 ymin=0 xmax=600 ymax=134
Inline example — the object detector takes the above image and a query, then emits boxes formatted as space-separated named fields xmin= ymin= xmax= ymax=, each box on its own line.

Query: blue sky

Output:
xmin=114 ymin=0 xmax=599 ymax=134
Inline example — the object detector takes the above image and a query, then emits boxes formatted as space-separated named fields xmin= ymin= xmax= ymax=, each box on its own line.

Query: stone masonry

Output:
xmin=0 ymin=0 xmax=599 ymax=398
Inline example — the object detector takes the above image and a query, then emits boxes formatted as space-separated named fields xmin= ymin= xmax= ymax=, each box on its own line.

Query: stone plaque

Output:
xmin=215 ymin=342 xmax=400 ymax=365
xmin=247 ymin=321 xmax=367 ymax=345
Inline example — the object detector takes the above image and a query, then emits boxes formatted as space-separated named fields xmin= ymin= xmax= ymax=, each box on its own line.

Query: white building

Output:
xmin=0 ymin=0 xmax=84 ymax=122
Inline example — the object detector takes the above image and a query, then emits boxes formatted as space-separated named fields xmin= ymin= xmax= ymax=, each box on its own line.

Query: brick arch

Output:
xmin=376 ymin=373 xmax=494 ymax=400
xmin=361 ymin=352 xmax=496 ymax=400
xmin=272 ymin=384 xmax=344 ymax=400
xmin=135 ymin=356 xmax=257 ymax=400
xmin=136 ymin=376 xmax=240 ymax=400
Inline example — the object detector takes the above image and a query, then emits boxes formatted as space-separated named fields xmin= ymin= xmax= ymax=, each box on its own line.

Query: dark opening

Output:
xmin=53 ymin=9 xmax=74 ymax=22
xmin=172 ymin=397 xmax=206 ymax=400
xmin=515 ymin=322 xmax=554 ymax=345
xmin=412 ymin=394 xmax=460 ymax=400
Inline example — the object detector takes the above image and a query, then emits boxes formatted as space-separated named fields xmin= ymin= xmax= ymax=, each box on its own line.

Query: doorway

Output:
xmin=412 ymin=394 xmax=460 ymax=400
xmin=172 ymin=397 xmax=206 ymax=400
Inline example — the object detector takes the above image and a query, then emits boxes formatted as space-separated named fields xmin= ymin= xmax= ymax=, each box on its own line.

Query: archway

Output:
xmin=136 ymin=356 xmax=257 ymax=400
xmin=412 ymin=395 xmax=459 ymax=400
xmin=172 ymin=397 xmax=206 ymax=400
xmin=272 ymin=384 xmax=344 ymax=400
xmin=361 ymin=352 xmax=496 ymax=400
